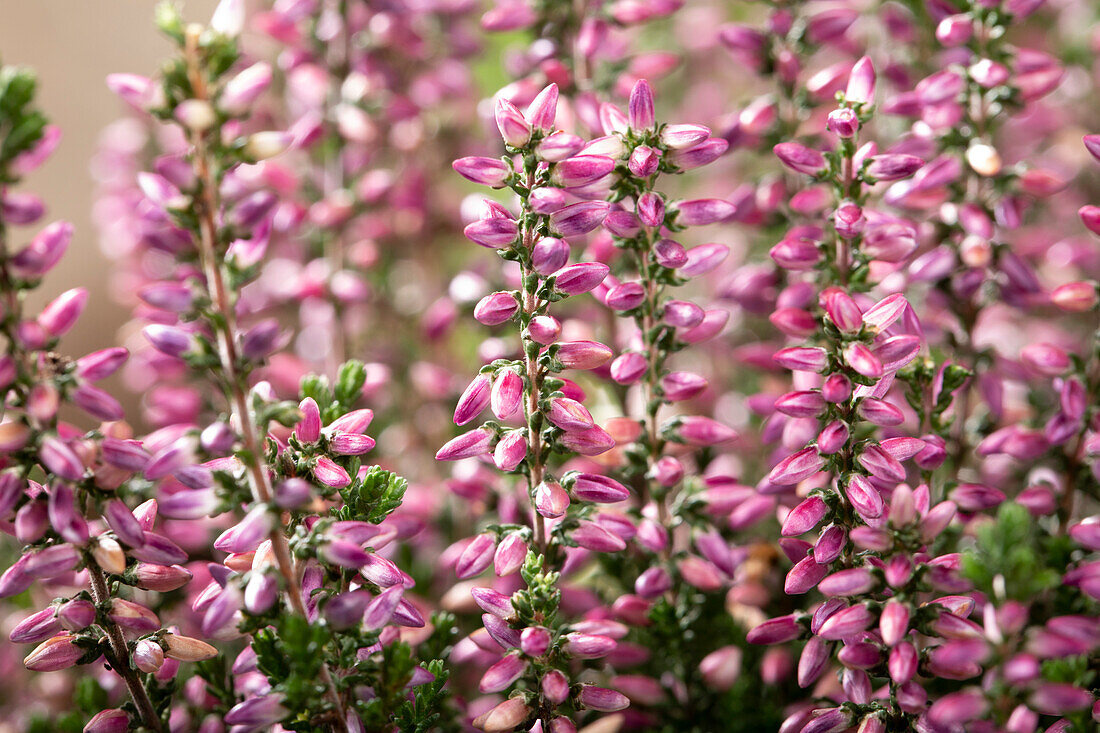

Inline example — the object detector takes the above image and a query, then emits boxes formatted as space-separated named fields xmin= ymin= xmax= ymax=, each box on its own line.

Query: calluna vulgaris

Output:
xmin=0 ymin=0 xmax=1098 ymax=731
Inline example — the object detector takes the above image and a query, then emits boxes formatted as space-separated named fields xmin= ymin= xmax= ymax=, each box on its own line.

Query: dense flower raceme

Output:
xmin=90 ymin=6 xmax=450 ymax=731
xmin=4 ymin=0 xmax=1100 ymax=731
xmin=0 ymin=64 xmax=214 ymax=731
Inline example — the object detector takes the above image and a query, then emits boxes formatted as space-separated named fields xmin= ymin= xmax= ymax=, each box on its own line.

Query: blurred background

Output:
xmin=0 ymin=0 xmax=217 ymax=375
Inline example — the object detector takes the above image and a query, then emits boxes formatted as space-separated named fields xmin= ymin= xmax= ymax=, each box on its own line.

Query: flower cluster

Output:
xmin=1 ymin=0 xmax=1099 ymax=731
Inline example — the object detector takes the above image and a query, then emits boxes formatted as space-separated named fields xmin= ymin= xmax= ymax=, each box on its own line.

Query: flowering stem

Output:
xmin=181 ymin=29 xmax=349 ymax=731
xmin=87 ymin=563 xmax=164 ymax=732
xmin=519 ymin=169 xmax=548 ymax=551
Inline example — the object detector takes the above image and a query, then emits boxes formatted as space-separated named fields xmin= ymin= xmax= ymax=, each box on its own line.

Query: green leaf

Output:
xmin=335 ymin=360 xmax=367 ymax=407
xmin=336 ymin=466 xmax=408 ymax=524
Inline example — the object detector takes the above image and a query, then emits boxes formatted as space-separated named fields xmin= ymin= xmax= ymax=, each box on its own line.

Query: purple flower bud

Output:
xmin=453 ymin=157 xmax=510 ymax=187
xmin=537 ymin=132 xmax=585 ymax=163
xmin=464 ymin=217 xmax=519 ymax=248
xmin=471 ymin=587 xmax=514 ymax=619
xmin=456 ymin=534 xmax=496 ymax=579
xmin=495 ymin=97 xmax=532 ymax=147
xmin=782 ymin=496 xmax=827 ymax=537
xmin=555 ymin=262 xmax=610 ymax=295
xmin=363 ymin=586 xmax=405 ymax=630
xmin=541 ymin=669 xmax=570 ymax=705
xmin=10 ymin=607 xmax=61 ymax=644
xmin=436 ymin=428 xmax=493 ymax=461
xmin=143 ymin=324 xmax=193 ymax=358
xmin=564 ymin=632 xmax=616 ymax=658
xmin=827 ymin=108 xmax=859 ymax=138
xmin=577 ymin=685 xmax=629 ymax=712
xmin=784 ymin=555 xmax=829 ymax=595
xmin=454 ymin=374 xmax=492 ymax=426
xmin=675 ymin=198 xmax=736 ymax=226
xmin=531 ymin=237 xmax=569 ymax=275
xmin=491 ymin=371 xmax=522 ymax=419
xmin=775 ymin=390 xmax=826 ymax=418
xmin=846 ymin=56 xmax=876 ymax=104
xmin=535 ymin=481 xmax=570 ymax=518
xmin=48 ymin=484 xmax=88 ymax=544
xmin=774 ymin=347 xmax=828 ymax=372
xmin=225 ymin=695 xmax=289 ymax=728
xmin=818 ymin=604 xmax=875 ymax=640
xmin=572 ymin=520 xmax=626 ymax=552
xmin=24 ymin=634 xmax=83 ymax=672
xmin=549 ymin=201 xmax=610 ymax=236
xmin=660 ymin=123 xmax=710 ymax=149
xmin=528 ymin=315 xmax=561 ymax=345
xmin=571 ymin=473 xmax=629 ymax=503
xmin=479 ymin=653 xmax=526 ymax=693
xmin=747 ymin=614 xmax=802 ymax=645
xmin=520 ymin=625 xmax=551 ymax=657
xmin=493 ymin=431 xmax=527 ymax=472
xmin=552 ymin=155 xmax=616 ymax=188
xmin=774 ymin=142 xmax=826 ymax=175
xmin=37 ymin=288 xmax=87 ymax=338
xmin=819 ymin=568 xmax=875 ymax=597
xmin=630 ymin=147 xmax=662 ymax=179
xmin=928 ymin=691 xmax=988 ymax=728
xmin=605 ymin=282 xmax=646 ymax=311
xmin=494 ymin=534 xmax=527 ymax=576
xmin=767 ymin=447 xmax=825 ymax=486
xmin=556 ymin=340 xmax=613 ymax=370
xmin=133 ymin=639 xmax=165 ymax=673
xmin=797 ymin=635 xmax=830 ymax=688
xmin=526 ymin=83 xmax=558 ymax=132
xmin=635 ymin=566 xmax=672 ymax=598
xmin=821 ymin=375 xmax=852 ymax=404
xmin=108 ymin=598 xmax=160 ymax=632
xmin=866 ymin=154 xmax=924 ymax=181
xmin=857 ymin=398 xmax=903 ymax=426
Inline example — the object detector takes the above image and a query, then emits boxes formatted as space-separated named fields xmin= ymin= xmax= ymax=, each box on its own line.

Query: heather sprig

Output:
xmin=446 ymin=82 xmax=638 ymax=731
xmin=113 ymin=4 xmax=445 ymax=730
xmin=0 ymin=62 xmax=212 ymax=732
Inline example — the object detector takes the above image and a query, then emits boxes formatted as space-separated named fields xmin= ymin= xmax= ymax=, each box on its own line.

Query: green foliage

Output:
xmin=301 ymin=360 xmax=368 ymax=424
xmin=0 ymin=64 xmax=47 ymax=182
xmin=960 ymin=503 xmax=1061 ymax=600
xmin=335 ymin=465 xmax=408 ymax=524
xmin=252 ymin=615 xmax=333 ymax=729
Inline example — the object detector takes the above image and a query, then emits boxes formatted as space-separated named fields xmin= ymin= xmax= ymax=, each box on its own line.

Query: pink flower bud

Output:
xmin=494 ymin=534 xmax=527 ymax=576
xmin=571 ymin=473 xmax=629 ymax=503
xmin=628 ymin=79 xmax=656 ymax=130
xmin=675 ymin=198 xmax=736 ymax=226
xmin=436 ymin=428 xmax=493 ymax=461
xmin=528 ymin=315 xmax=561 ymax=345
xmin=550 ymin=201 xmax=610 ymax=237
xmin=526 ymin=83 xmax=558 ymax=133
xmin=453 ymin=157 xmax=510 ymax=187
xmin=495 ymin=97 xmax=532 ymax=147
xmin=819 ymin=568 xmax=875 ymax=596
xmin=535 ymin=481 xmax=570 ymax=518
xmin=555 ymin=340 xmax=612 ymax=370
xmin=23 ymin=634 xmax=83 ymax=672
xmin=775 ymin=390 xmax=826 ymax=418
xmin=456 ymin=534 xmax=496 ymax=579
xmin=577 ymin=685 xmax=629 ymax=712
xmin=493 ymin=431 xmax=527 ymax=472
xmin=605 ymin=282 xmax=645 ymax=311
xmin=479 ymin=653 xmax=526 ymax=693
xmin=572 ymin=520 xmax=626 ymax=552
xmin=827 ymin=108 xmax=859 ymax=138
xmin=774 ymin=142 xmax=826 ymax=176
xmin=541 ymin=669 xmax=570 ymax=705
xmin=454 ymin=374 xmax=492 ymax=426
xmin=531 ymin=237 xmax=569 ymax=275
xmin=491 ymin=370 xmax=522 ymax=419
xmin=767 ymin=447 xmax=825 ymax=486
xmin=464 ymin=217 xmax=519 ymax=248
xmin=846 ymin=56 xmax=876 ymax=105
xmin=782 ymin=496 xmax=827 ymax=537
xmin=818 ymin=604 xmax=875 ymax=640
xmin=133 ymin=639 xmax=165 ymax=673
xmin=554 ymin=262 xmax=610 ymax=295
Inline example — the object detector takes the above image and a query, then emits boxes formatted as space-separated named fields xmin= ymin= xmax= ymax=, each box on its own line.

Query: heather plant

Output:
xmin=0 ymin=62 xmax=212 ymax=731
xmin=1 ymin=0 xmax=1100 ymax=731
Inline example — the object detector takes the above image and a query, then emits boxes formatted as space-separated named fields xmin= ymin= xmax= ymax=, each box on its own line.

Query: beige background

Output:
xmin=0 ymin=0 xmax=218 ymax=361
